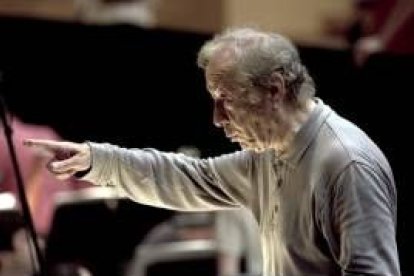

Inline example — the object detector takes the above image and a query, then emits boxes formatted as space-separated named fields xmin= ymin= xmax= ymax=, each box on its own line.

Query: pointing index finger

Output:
xmin=24 ymin=139 xmax=74 ymax=150
xmin=24 ymin=139 xmax=81 ymax=161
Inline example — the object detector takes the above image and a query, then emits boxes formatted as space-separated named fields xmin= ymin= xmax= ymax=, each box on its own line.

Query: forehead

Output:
xmin=205 ymin=47 xmax=236 ymax=80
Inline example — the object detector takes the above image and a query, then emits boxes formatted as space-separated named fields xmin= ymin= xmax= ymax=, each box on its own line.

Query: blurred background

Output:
xmin=0 ymin=0 xmax=412 ymax=275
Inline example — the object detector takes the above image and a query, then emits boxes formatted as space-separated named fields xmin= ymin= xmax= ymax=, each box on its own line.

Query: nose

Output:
xmin=213 ymin=99 xmax=229 ymax=128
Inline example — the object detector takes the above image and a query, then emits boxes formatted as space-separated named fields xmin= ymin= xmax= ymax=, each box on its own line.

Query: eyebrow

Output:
xmin=206 ymin=74 xmax=221 ymax=94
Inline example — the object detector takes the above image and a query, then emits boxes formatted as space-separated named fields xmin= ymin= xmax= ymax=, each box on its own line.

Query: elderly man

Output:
xmin=24 ymin=27 xmax=400 ymax=276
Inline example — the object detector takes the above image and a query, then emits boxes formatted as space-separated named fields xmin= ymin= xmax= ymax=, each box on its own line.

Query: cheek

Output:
xmin=237 ymin=104 xmax=262 ymax=120
xmin=241 ymin=109 xmax=268 ymax=133
xmin=233 ymin=110 xmax=258 ymax=130
xmin=229 ymin=107 xmax=247 ymax=121
xmin=228 ymin=102 xmax=263 ymax=127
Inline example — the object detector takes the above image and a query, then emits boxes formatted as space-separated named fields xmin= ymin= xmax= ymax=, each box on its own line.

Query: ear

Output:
xmin=267 ymin=71 xmax=286 ymax=104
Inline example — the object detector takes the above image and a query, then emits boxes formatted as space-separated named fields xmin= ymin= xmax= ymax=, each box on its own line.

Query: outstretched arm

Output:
xmin=24 ymin=139 xmax=256 ymax=211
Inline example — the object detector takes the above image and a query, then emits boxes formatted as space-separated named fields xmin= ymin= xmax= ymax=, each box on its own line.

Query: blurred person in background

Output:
xmin=0 ymin=111 xmax=90 ymax=275
xmin=1 ymin=112 xmax=66 ymax=236
xmin=351 ymin=0 xmax=414 ymax=65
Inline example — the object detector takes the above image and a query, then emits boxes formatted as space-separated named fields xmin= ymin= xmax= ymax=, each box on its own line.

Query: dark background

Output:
xmin=0 ymin=16 xmax=412 ymax=275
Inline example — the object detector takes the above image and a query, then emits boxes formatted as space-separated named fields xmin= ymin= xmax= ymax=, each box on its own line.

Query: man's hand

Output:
xmin=23 ymin=139 xmax=91 ymax=180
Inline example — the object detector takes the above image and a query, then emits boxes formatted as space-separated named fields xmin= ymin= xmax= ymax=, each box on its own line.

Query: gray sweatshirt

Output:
xmin=82 ymin=99 xmax=400 ymax=276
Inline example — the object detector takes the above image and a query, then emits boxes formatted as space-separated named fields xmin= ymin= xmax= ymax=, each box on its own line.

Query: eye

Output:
xmin=222 ymin=97 xmax=235 ymax=111
xmin=207 ymin=83 xmax=215 ymax=94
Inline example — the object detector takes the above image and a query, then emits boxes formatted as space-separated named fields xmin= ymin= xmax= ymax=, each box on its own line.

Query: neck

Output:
xmin=271 ymin=98 xmax=316 ymax=155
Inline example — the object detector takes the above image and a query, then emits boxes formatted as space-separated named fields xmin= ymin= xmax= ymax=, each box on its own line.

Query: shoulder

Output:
xmin=317 ymin=111 xmax=392 ymax=183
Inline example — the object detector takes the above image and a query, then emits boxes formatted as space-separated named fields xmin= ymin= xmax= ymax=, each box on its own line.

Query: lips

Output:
xmin=224 ymin=128 xmax=236 ymax=138
xmin=224 ymin=130 xmax=242 ymax=143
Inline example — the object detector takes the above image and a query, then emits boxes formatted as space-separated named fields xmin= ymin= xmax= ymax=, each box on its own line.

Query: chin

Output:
xmin=239 ymin=142 xmax=262 ymax=152
xmin=248 ymin=142 xmax=269 ymax=152
xmin=238 ymin=142 xmax=250 ymax=150
xmin=253 ymin=147 xmax=267 ymax=153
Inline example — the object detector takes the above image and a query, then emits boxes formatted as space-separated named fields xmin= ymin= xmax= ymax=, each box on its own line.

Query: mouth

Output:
xmin=224 ymin=128 xmax=236 ymax=138
xmin=224 ymin=129 xmax=242 ymax=143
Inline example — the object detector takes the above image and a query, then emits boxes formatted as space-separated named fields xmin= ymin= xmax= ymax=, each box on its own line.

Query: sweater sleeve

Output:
xmin=81 ymin=142 xmax=256 ymax=211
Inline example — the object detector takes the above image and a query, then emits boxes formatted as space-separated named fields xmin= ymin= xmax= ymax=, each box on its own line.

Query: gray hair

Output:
xmin=197 ymin=27 xmax=315 ymax=106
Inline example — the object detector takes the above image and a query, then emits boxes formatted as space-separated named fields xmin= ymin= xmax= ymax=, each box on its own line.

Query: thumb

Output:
xmin=48 ymin=147 xmax=91 ymax=174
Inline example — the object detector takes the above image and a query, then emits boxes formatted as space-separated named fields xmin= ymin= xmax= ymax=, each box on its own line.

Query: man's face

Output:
xmin=205 ymin=52 xmax=276 ymax=151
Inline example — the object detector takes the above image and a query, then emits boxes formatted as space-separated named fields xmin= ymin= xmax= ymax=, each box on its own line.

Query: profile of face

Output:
xmin=205 ymin=49 xmax=281 ymax=152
